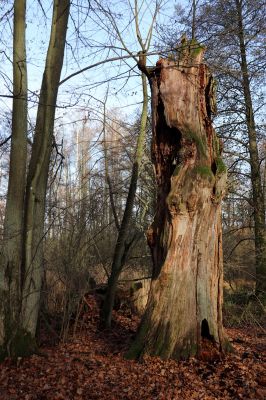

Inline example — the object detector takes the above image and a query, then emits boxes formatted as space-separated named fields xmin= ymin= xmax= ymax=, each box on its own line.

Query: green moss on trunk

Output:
xmin=0 ymin=328 xmax=37 ymax=361
xmin=185 ymin=131 xmax=207 ymax=158
xmin=194 ymin=165 xmax=214 ymax=181
xmin=213 ymin=136 xmax=220 ymax=156
xmin=189 ymin=38 xmax=206 ymax=57
xmin=173 ymin=343 xmax=198 ymax=360
xmin=173 ymin=165 xmax=181 ymax=176
xmin=215 ymin=156 xmax=227 ymax=174
xmin=11 ymin=330 xmax=37 ymax=358
xmin=125 ymin=318 xmax=149 ymax=360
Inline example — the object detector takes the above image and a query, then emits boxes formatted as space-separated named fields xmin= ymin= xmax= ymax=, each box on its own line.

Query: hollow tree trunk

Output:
xmin=127 ymin=43 xmax=228 ymax=360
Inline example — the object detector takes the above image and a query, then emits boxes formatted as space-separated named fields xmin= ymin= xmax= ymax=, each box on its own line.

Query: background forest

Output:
xmin=0 ymin=0 xmax=265 ymax=397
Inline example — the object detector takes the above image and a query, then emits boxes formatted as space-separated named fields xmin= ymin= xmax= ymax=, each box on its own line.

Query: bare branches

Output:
xmin=0 ymin=135 xmax=11 ymax=147
xmin=59 ymin=49 xmax=164 ymax=86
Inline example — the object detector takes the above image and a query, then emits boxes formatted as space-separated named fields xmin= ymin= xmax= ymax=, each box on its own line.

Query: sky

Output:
xmin=0 ymin=0 xmax=187 ymax=127
xmin=0 ymin=0 xmax=189 ymax=194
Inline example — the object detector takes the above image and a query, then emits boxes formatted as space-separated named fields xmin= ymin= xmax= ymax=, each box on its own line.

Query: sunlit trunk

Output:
xmin=21 ymin=0 xmax=70 ymax=338
xmin=235 ymin=0 xmax=266 ymax=296
xmin=0 ymin=0 xmax=27 ymax=351
xmin=128 ymin=44 xmax=228 ymax=360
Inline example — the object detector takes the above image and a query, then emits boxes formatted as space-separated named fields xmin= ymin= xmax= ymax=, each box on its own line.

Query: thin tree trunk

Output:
xmin=0 ymin=0 xmax=27 ymax=351
xmin=191 ymin=0 xmax=197 ymax=40
xmin=21 ymin=0 xmax=70 ymax=338
xmin=127 ymin=43 xmax=228 ymax=360
xmin=235 ymin=0 xmax=266 ymax=295
xmin=101 ymin=70 xmax=148 ymax=328
xmin=103 ymin=95 xmax=120 ymax=232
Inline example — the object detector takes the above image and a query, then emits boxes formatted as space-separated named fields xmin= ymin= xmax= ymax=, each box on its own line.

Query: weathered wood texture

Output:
xmin=128 ymin=46 xmax=228 ymax=360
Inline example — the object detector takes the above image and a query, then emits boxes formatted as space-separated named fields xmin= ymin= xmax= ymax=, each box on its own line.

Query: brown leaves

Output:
xmin=0 ymin=298 xmax=265 ymax=399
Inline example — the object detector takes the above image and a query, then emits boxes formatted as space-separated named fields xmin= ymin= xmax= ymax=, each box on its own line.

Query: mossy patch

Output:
xmin=215 ymin=156 xmax=227 ymax=174
xmin=12 ymin=330 xmax=36 ymax=358
xmin=172 ymin=165 xmax=181 ymax=177
xmin=0 ymin=328 xmax=37 ymax=361
xmin=173 ymin=341 xmax=198 ymax=360
xmin=167 ymin=191 xmax=187 ymax=215
xmin=189 ymin=38 xmax=206 ymax=57
xmin=185 ymin=131 xmax=207 ymax=158
xmin=9 ymin=329 xmax=37 ymax=359
xmin=167 ymin=38 xmax=205 ymax=65
xmin=194 ymin=165 xmax=214 ymax=181
xmin=213 ymin=135 xmax=220 ymax=156
xmin=153 ymin=327 xmax=168 ymax=357
xmin=125 ymin=318 xmax=149 ymax=360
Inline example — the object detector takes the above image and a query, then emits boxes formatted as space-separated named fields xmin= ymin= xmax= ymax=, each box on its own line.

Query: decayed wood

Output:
xmin=127 ymin=41 xmax=228 ymax=360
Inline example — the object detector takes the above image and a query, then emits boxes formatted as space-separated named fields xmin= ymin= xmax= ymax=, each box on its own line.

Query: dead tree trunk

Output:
xmin=127 ymin=42 xmax=228 ymax=360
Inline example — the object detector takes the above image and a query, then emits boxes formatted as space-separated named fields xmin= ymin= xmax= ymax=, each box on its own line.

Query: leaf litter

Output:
xmin=0 ymin=294 xmax=265 ymax=399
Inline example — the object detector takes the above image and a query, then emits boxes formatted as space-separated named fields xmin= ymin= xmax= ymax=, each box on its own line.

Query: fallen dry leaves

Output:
xmin=0 ymin=295 xmax=265 ymax=400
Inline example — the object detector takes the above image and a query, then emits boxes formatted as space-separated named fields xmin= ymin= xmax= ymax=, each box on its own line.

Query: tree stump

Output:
xmin=127 ymin=42 xmax=228 ymax=360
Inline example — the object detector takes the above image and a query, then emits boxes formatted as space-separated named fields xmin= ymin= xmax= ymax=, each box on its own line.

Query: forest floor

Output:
xmin=0 ymin=294 xmax=265 ymax=400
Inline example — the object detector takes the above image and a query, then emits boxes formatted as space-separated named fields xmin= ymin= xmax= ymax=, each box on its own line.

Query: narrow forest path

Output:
xmin=0 ymin=295 xmax=265 ymax=400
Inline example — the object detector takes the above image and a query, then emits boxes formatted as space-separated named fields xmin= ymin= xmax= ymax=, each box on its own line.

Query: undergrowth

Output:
xmin=223 ymin=288 xmax=265 ymax=331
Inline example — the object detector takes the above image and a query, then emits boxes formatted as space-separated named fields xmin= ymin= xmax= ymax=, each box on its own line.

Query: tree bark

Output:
xmin=127 ymin=44 xmax=228 ymax=360
xmin=0 ymin=0 xmax=27 ymax=351
xmin=100 ymin=70 xmax=148 ymax=328
xmin=21 ymin=0 xmax=70 ymax=338
xmin=102 ymin=94 xmax=120 ymax=232
xmin=235 ymin=0 xmax=266 ymax=296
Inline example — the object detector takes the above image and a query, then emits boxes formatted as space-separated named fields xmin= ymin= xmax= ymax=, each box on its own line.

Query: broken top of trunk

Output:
xmin=127 ymin=40 xmax=228 ymax=360
xmin=151 ymin=41 xmax=221 ymax=186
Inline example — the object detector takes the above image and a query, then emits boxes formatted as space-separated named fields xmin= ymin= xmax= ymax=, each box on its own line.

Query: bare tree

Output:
xmin=0 ymin=0 xmax=70 ymax=358
xmin=99 ymin=0 xmax=161 ymax=328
